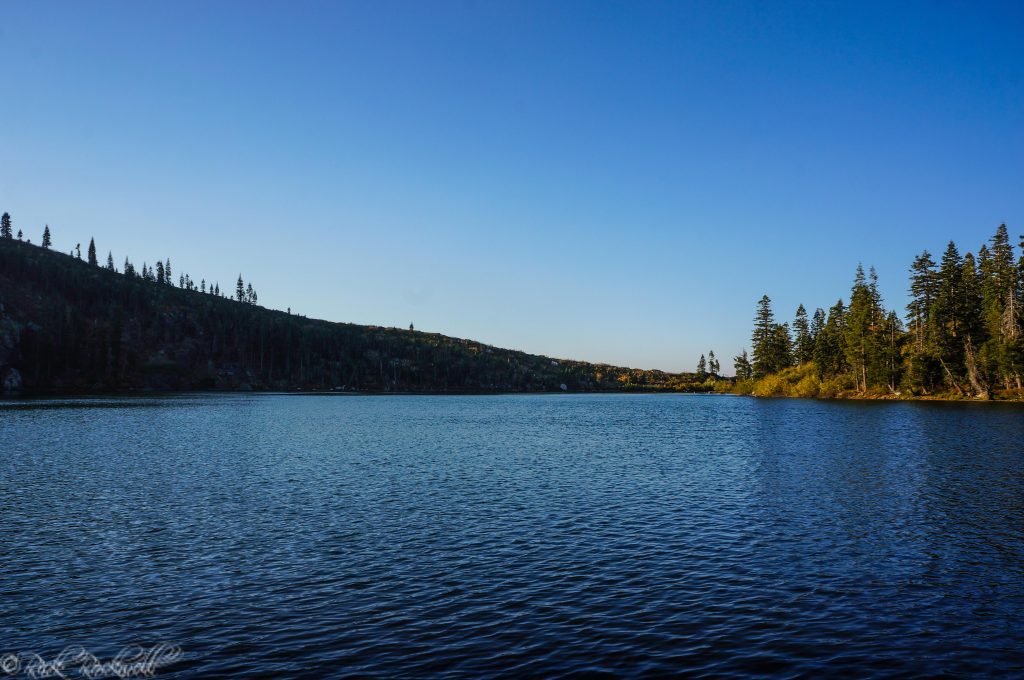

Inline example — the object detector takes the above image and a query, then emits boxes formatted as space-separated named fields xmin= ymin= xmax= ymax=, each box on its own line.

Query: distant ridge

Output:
xmin=0 ymin=238 xmax=721 ymax=394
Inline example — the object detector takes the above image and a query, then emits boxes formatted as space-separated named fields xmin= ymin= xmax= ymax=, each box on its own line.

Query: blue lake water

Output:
xmin=1 ymin=393 xmax=1023 ymax=677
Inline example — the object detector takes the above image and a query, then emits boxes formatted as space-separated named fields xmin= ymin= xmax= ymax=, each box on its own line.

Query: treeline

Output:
xmin=740 ymin=223 xmax=1024 ymax=399
xmin=0 ymin=213 xmax=258 ymax=304
xmin=0 ymin=225 xmax=719 ymax=393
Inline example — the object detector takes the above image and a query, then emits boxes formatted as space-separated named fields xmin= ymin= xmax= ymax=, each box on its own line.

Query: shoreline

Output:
xmin=3 ymin=387 xmax=1023 ymax=404
xmin=744 ymin=391 xmax=1024 ymax=404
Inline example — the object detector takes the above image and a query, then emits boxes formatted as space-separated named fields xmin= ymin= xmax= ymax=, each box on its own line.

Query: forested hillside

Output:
xmin=0 ymin=227 xmax=716 ymax=394
xmin=740 ymin=223 xmax=1024 ymax=400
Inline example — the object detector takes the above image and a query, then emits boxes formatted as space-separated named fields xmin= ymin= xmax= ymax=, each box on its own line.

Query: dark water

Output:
xmin=2 ymin=394 xmax=1023 ymax=678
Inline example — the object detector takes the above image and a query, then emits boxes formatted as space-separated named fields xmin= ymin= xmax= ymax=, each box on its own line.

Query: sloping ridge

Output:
xmin=0 ymin=239 xmax=687 ymax=393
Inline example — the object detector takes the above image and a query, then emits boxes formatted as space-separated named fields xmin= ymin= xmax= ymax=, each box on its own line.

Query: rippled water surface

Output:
xmin=2 ymin=394 xmax=1023 ymax=677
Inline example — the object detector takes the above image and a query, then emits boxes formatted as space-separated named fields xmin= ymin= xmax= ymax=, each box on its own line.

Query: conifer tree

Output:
xmin=883 ymin=311 xmax=904 ymax=392
xmin=16 ymin=229 xmax=22 ymax=240
xmin=733 ymin=350 xmax=753 ymax=380
xmin=708 ymin=350 xmax=720 ymax=375
xmin=793 ymin=304 xmax=814 ymax=365
xmin=696 ymin=354 xmax=707 ymax=378
xmin=810 ymin=308 xmax=825 ymax=344
xmin=42 ymin=225 xmax=52 ymax=249
xmin=932 ymin=241 xmax=965 ymax=390
xmin=165 ymin=259 xmax=172 ymax=285
xmin=772 ymin=323 xmax=793 ymax=371
xmin=844 ymin=264 xmax=886 ymax=391
xmin=106 ymin=251 xmax=115 ymax=271
xmin=1019 ymin=231 xmax=1024 ymax=302
xmin=236 ymin=276 xmax=245 ymax=302
xmin=961 ymin=252 xmax=987 ymax=396
xmin=0 ymin=212 xmax=11 ymax=239
xmin=979 ymin=225 xmax=1021 ymax=389
xmin=906 ymin=250 xmax=940 ymax=391
xmin=908 ymin=250 xmax=938 ymax=351
xmin=814 ymin=299 xmax=847 ymax=379
xmin=156 ymin=260 xmax=165 ymax=284
xmin=751 ymin=295 xmax=776 ymax=377
xmin=989 ymin=225 xmax=1016 ymax=328
xmin=87 ymin=238 xmax=97 ymax=265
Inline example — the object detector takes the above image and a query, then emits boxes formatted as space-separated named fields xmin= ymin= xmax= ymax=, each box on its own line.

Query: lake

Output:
xmin=1 ymin=393 xmax=1022 ymax=677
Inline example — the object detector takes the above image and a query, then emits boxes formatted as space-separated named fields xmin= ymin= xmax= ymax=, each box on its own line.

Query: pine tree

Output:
xmin=844 ymin=264 xmax=887 ymax=391
xmin=708 ymin=350 xmax=720 ymax=375
xmin=733 ymin=350 xmax=753 ymax=380
xmin=927 ymin=241 xmax=967 ymax=392
xmin=772 ymin=323 xmax=793 ymax=371
xmin=961 ymin=252 xmax=987 ymax=396
xmin=165 ymin=259 xmax=172 ymax=285
xmin=236 ymin=276 xmax=245 ymax=302
xmin=906 ymin=250 xmax=941 ymax=392
xmin=87 ymin=238 xmax=97 ymax=265
xmin=696 ymin=354 xmax=707 ymax=378
xmin=844 ymin=264 xmax=869 ymax=389
xmin=41 ymin=225 xmax=51 ymax=249
xmin=793 ymin=304 xmax=814 ymax=365
xmin=0 ymin=212 xmax=12 ymax=239
xmin=907 ymin=250 xmax=938 ymax=350
xmin=814 ymin=299 xmax=847 ymax=379
xmin=106 ymin=251 xmax=115 ymax=271
xmin=882 ymin=311 xmax=904 ymax=392
xmin=751 ymin=295 xmax=776 ymax=377
xmin=810 ymin=308 xmax=825 ymax=344
xmin=980 ymin=225 xmax=1021 ymax=389
xmin=16 ymin=229 xmax=22 ymax=240
xmin=990 ymin=225 xmax=1017 ymax=336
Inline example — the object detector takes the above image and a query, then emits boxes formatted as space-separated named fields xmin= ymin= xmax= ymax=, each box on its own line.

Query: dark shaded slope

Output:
xmin=0 ymin=239 xmax=704 ymax=393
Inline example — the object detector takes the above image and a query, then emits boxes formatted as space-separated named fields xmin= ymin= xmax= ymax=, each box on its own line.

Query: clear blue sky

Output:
xmin=2 ymin=1 xmax=1022 ymax=372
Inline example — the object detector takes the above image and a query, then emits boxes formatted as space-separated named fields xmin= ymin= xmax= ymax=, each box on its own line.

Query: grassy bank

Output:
xmin=735 ymin=362 xmax=1024 ymax=401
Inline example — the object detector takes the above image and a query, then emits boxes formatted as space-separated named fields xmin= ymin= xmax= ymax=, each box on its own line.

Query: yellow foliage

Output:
xmin=794 ymin=374 xmax=819 ymax=398
xmin=733 ymin=379 xmax=755 ymax=395
xmin=752 ymin=373 xmax=786 ymax=397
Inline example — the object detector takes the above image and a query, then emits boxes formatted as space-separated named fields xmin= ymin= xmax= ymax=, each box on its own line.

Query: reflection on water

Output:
xmin=1 ymin=394 xmax=1022 ymax=677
